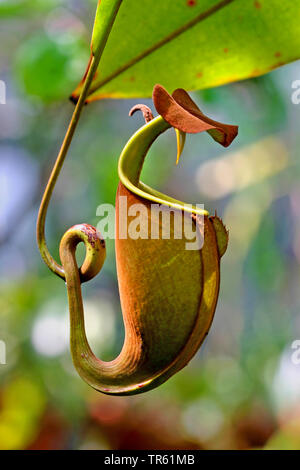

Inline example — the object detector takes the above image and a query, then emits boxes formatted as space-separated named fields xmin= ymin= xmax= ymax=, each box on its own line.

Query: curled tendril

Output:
xmin=129 ymin=104 xmax=154 ymax=123
xmin=60 ymin=224 xmax=106 ymax=284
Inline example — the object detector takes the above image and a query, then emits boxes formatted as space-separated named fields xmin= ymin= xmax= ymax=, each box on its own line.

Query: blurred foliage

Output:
xmin=15 ymin=32 xmax=88 ymax=102
xmin=1 ymin=0 xmax=300 ymax=450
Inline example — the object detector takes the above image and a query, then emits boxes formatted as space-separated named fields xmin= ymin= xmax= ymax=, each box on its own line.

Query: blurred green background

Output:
xmin=1 ymin=0 xmax=300 ymax=450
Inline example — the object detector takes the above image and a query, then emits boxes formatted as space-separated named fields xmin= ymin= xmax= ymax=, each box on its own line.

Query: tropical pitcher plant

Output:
xmin=36 ymin=0 xmax=299 ymax=395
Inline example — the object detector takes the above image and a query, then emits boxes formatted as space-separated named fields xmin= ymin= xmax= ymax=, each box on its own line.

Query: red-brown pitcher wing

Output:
xmin=153 ymin=84 xmax=238 ymax=146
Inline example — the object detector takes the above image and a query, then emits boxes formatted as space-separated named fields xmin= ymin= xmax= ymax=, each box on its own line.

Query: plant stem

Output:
xmin=37 ymin=55 xmax=98 ymax=279
xmin=37 ymin=0 xmax=123 ymax=280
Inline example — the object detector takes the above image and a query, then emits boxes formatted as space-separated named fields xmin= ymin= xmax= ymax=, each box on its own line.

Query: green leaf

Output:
xmin=72 ymin=0 xmax=300 ymax=102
